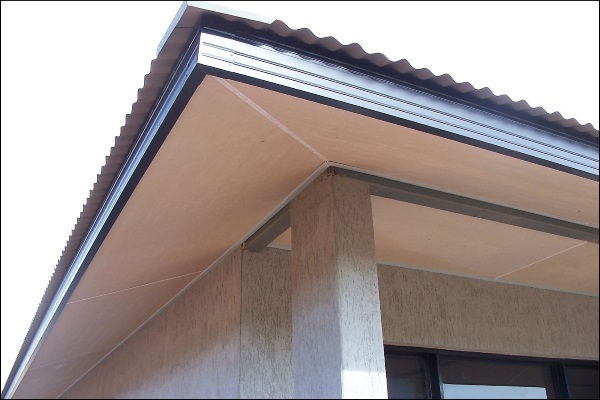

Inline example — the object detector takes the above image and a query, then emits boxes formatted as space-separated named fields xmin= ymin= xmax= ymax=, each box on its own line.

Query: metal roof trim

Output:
xmin=243 ymin=18 xmax=598 ymax=142
xmin=156 ymin=2 xmax=600 ymax=142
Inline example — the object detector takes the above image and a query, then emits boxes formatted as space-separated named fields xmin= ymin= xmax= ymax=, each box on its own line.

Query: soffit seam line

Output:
xmin=65 ymin=270 xmax=203 ymax=305
xmin=213 ymin=76 xmax=328 ymax=162
xmin=495 ymin=241 xmax=588 ymax=279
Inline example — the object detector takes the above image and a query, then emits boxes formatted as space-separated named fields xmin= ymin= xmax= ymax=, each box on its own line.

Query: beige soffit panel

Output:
xmin=69 ymin=76 xmax=323 ymax=302
xmin=270 ymin=196 xmax=596 ymax=295
xmin=9 ymin=3 xmax=597 ymax=396
xmin=226 ymin=80 xmax=599 ymax=227
xmin=370 ymin=196 xmax=585 ymax=279
xmin=13 ymin=350 xmax=109 ymax=399
xmin=501 ymin=242 xmax=599 ymax=294
xmin=13 ymin=274 xmax=198 ymax=399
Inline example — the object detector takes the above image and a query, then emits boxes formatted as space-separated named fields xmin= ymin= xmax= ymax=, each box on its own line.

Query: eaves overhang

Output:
xmin=3 ymin=2 xmax=598 ymax=398
xmin=196 ymin=29 xmax=598 ymax=178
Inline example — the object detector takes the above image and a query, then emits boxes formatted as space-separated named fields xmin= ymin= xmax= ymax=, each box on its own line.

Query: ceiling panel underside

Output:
xmin=272 ymin=197 xmax=599 ymax=295
xmin=15 ymin=76 xmax=598 ymax=398
xmin=226 ymin=80 xmax=598 ymax=227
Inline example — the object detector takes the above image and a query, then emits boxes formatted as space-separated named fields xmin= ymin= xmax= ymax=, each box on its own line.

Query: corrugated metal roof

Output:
xmin=4 ymin=2 xmax=598 ymax=397
xmin=249 ymin=19 xmax=598 ymax=141
xmin=180 ymin=4 xmax=598 ymax=141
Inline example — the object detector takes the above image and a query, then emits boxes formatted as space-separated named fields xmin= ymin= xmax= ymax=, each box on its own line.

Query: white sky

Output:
xmin=1 ymin=0 xmax=598 ymax=392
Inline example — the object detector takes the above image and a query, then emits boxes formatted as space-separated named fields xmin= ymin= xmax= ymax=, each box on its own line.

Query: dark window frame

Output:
xmin=385 ymin=346 xmax=599 ymax=399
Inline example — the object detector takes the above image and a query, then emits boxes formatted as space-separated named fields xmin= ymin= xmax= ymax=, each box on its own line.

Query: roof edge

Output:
xmin=3 ymin=2 xmax=598 ymax=397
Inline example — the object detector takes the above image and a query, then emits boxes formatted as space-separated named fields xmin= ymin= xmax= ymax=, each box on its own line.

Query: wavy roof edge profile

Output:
xmin=3 ymin=2 xmax=598 ymax=397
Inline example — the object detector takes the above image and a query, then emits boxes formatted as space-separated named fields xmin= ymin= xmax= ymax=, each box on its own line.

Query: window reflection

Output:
xmin=443 ymin=384 xmax=547 ymax=399
xmin=565 ymin=365 xmax=599 ymax=399
xmin=384 ymin=348 xmax=599 ymax=400
xmin=385 ymin=354 xmax=428 ymax=399
xmin=439 ymin=358 xmax=555 ymax=399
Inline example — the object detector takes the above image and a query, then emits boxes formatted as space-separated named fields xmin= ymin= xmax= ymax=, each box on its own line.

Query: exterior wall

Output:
xmin=379 ymin=264 xmax=599 ymax=360
xmin=62 ymin=250 xmax=242 ymax=399
xmin=62 ymin=250 xmax=599 ymax=398
xmin=240 ymin=248 xmax=292 ymax=398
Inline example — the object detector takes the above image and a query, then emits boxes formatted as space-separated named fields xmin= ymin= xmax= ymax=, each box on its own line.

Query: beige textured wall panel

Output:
xmin=378 ymin=264 xmax=599 ymax=360
xmin=241 ymin=248 xmax=292 ymax=399
xmin=291 ymin=174 xmax=387 ymax=399
xmin=62 ymin=250 xmax=242 ymax=399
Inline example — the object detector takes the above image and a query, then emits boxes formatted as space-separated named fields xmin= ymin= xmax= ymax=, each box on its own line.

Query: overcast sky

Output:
xmin=1 ymin=0 xmax=598 ymax=391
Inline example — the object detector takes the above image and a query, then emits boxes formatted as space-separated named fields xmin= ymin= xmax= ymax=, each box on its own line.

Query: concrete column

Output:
xmin=291 ymin=173 xmax=387 ymax=399
xmin=240 ymin=248 xmax=293 ymax=399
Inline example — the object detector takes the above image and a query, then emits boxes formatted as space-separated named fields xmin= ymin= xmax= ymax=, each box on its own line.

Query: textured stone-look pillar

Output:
xmin=291 ymin=173 xmax=387 ymax=399
xmin=240 ymin=248 xmax=293 ymax=399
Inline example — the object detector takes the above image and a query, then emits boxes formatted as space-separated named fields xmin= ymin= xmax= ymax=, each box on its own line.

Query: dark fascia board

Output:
xmin=197 ymin=29 xmax=598 ymax=180
xmin=339 ymin=167 xmax=599 ymax=244
xmin=1 ymin=32 xmax=206 ymax=400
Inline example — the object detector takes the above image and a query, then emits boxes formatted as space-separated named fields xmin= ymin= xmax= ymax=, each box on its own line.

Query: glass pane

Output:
xmin=565 ymin=365 xmax=599 ymax=399
xmin=443 ymin=384 xmax=547 ymax=399
xmin=439 ymin=357 xmax=555 ymax=399
xmin=385 ymin=354 xmax=428 ymax=399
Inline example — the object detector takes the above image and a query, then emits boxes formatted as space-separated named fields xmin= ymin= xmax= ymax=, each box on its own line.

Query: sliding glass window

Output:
xmin=438 ymin=357 xmax=555 ymax=399
xmin=384 ymin=347 xmax=598 ymax=399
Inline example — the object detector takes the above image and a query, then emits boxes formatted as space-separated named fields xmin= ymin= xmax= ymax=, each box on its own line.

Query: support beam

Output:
xmin=291 ymin=173 xmax=387 ymax=399
xmin=244 ymin=167 xmax=598 ymax=254
xmin=244 ymin=206 xmax=290 ymax=252
xmin=336 ymin=168 xmax=599 ymax=244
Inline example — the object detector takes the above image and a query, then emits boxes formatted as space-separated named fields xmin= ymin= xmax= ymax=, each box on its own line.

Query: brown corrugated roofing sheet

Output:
xmin=264 ymin=18 xmax=598 ymax=140
xmin=4 ymin=3 xmax=598 ymax=397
